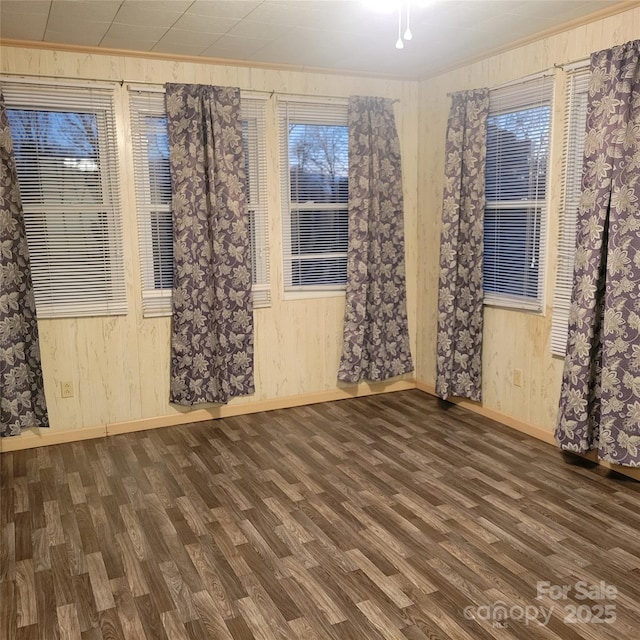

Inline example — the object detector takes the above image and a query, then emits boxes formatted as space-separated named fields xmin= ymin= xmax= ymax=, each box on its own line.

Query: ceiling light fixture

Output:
xmin=395 ymin=2 xmax=412 ymax=50
xmin=362 ymin=1 xmax=420 ymax=50
xmin=396 ymin=7 xmax=404 ymax=49
xmin=404 ymin=3 xmax=413 ymax=41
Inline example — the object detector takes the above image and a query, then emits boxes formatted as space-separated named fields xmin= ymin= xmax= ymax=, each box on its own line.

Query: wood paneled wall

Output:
xmin=0 ymin=46 xmax=419 ymax=434
xmin=416 ymin=5 xmax=640 ymax=436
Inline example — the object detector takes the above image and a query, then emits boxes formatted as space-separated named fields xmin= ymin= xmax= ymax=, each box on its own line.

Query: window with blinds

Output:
xmin=484 ymin=74 xmax=553 ymax=312
xmin=279 ymin=98 xmax=348 ymax=293
xmin=551 ymin=65 xmax=590 ymax=356
xmin=2 ymin=80 xmax=126 ymax=318
xmin=129 ymin=88 xmax=270 ymax=317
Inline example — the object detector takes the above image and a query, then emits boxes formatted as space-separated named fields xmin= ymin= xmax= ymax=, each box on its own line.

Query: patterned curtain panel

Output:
xmin=0 ymin=90 xmax=49 ymax=436
xmin=556 ymin=40 xmax=640 ymax=467
xmin=338 ymin=96 xmax=413 ymax=383
xmin=435 ymin=89 xmax=489 ymax=401
xmin=166 ymin=84 xmax=254 ymax=406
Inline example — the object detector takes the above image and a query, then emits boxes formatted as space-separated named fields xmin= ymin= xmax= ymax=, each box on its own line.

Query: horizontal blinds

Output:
xmin=484 ymin=74 xmax=553 ymax=311
xmin=551 ymin=65 xmax=590 ymax=356
xmin=129 ymin=89 xmax=172 ymax=317
xmin=2 ymin=80 xmax=126 ymax=318
xmin=242 ymin=97 xmax=270 ymax=308
xmin=279 ymin=98 xmax=349 ymax=292
xmin=129 ymin=88 xmax=270 ymax=317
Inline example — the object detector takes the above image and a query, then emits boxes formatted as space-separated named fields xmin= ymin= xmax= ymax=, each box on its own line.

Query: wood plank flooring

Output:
xmin=2 ymin=390 xmax=640 ymax=639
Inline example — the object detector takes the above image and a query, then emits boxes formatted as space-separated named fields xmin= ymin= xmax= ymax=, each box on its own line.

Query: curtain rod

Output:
xmin=127 ymin=83 xmax=400 ymax=103
xmin=554 ymin=56 xmax=590 ymax=71
xmin=0 ymin=74 xmax=115 ymax=91
xmin=128 ymin=84 xmax=348 ymax=103
xmin=446 ymin=67 xmax=554 ymax=97
xmin=0 ymin=72 xmax=400 ymax=103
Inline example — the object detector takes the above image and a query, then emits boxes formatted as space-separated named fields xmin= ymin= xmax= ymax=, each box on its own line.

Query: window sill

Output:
xmin=483 ymin=300 xmax=544 ymax=315
xmin=283 ymin=289 xmax=346 ymax=302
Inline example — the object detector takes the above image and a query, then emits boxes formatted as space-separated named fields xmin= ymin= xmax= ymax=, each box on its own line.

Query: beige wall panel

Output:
xmin=398 ymin=82 xmax=420 ymax=367
xmin=37 ymin=319 xmax=81 ymax=428
xmin=325 ymin=300 xmax=346 ymax=387
xmin=1 ymin=45 xmax=418 ymax=431
xmin=417 ymin=6 xmax=640 ymax=436
xmin=136 ymin=318 xmax=171 ymax=416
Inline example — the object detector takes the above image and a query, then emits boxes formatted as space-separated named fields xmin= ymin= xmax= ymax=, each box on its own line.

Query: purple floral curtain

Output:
xmin=338 ymin=96 xmax=413 ymax=383
xmin=166 ymin=84 xmax=254 ymax=406
xmin=0 ymin=90 xmax=48 ymax=436
xmin=435 ymin=89 xmax=489 ymax=401
xmin=556 ymin=40 xmax=640 ymax=467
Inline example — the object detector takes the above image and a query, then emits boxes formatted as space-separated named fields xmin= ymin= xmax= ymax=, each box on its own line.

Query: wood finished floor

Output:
xmin=2 ymin=390 xmax=640 ymax=640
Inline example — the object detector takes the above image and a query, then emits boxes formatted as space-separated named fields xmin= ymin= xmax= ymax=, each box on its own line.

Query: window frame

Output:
xmin=2 ymin=78 xmax=127 ymax=318
xmin=128 ymin=87 xmax=270 ymax=317
xmin=278 ymin=96 xmax=349 ymax=298
xmin=483 ymin=74 xmax=554 ymax=313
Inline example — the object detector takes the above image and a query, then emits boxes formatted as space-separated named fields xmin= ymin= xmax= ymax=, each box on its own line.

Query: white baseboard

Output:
xmin=415 ymin=381 xmax=556 ymax=445
xmin=5 ymin=378 xmax=639 ymax=481
xmin=0 ymin=379 xmax=416 ymax=451
xmin=106 ymin=380 xmax=417 ymax=435
xmin=0 ymin=425 xmax=107 ymax=452
xmin=415 ymin=380 xmax=640 ymax=481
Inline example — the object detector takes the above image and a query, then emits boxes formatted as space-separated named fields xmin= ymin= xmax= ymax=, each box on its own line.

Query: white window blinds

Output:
xmin=279 ymin=98 xmax=349 ymax=292
xmin=484 ymin=74 xmax=553 ymax=312
xmin=551 ymin=65 xmax=590 ymax=356
xmin=129 ymin=88 xmax=270 ymax=317
xmin=2 ymin=79 xmax=126 ymax=318
xmin=243 ymin=97 xmax=270 ymax=307
xmin=129 ymin=89 xmax=171 ymax=317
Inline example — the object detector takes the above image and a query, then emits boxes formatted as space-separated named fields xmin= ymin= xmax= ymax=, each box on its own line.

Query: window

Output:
xmin=484 ymin=75 xmax=553 ymax=312
xmin=129 ymin=88 xmax=270 ymax=316
xmin=551 ymin=65 xmax=590 ymax=356
xmin=279 ymin=98 xmax=348 ymax=293
xmin=242 ymin=99 xmax=270 ymax=307
xmin=2 ymin=80 xmax=126 ymax=318
xmin=128 ymin=90 xmax=171 ymax=316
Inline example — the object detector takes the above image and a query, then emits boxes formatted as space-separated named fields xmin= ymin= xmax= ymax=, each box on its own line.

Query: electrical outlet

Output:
xmin=61 ymin=381 xmax=74 ymax=398
xmin=513 ymin=369 xmax=523 ymax=387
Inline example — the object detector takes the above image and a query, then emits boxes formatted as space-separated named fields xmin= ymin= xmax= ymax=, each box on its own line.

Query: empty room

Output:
xmin=2 ymin=1 xmax=640 ymax=638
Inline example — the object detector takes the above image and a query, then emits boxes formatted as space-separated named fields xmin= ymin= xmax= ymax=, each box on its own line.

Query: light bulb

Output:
xmin=404 ymin=2 xmax=412 ymax=41
xmin=396 ymin=4 xmax=403 ymax=49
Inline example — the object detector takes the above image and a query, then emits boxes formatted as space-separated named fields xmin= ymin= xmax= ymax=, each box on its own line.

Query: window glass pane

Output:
xmin=486 ymin=105 xmax=550 ymax=201
xmin=150 ymin=210 xmax=173 ymax=289
xmin=242 ymin=119 xmax=256 ymax=206
xmin=289 ymin=124 xmax=348 ymax=204
xmin=144 ymin=115 xmax=171 ymax=206
xmin=290 ymin=209 xmax=348 ymax=255
xmin=291 ymin=257 xmax=348 ymax=287
xmin=248 ymin=208 xmax=257 ymax=284
xmin=25 ymin=211 xmax=111 ymax=302
xmin=484 ymin=206 xmax=542 ymax=299
xmin=8 ymin=109 xmax=102 ymax=204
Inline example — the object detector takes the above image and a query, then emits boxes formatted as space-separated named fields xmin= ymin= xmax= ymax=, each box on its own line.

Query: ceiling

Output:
xmin=0 ymin=1 xmax=630 ymax=78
